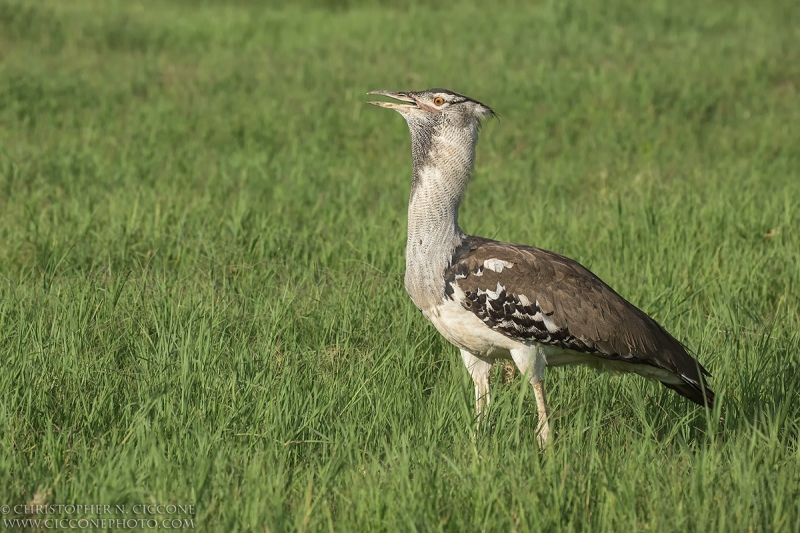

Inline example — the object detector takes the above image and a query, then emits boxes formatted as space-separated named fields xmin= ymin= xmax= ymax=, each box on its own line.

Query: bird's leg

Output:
xmin=460 ymin=349 xmax=493 ymax=425
xmin=532 ymin=380 xmax=550 ymax=448
xmin=510 ymin=346 xmax=551 ymax=449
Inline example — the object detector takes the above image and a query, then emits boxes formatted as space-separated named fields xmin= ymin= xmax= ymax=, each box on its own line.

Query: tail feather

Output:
xmin=662 ymin=376 xmax=715 ymax=408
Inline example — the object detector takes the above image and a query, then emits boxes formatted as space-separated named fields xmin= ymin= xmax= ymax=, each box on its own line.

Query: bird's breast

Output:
xmin=424 ymin=298 xmax=520 ymax=359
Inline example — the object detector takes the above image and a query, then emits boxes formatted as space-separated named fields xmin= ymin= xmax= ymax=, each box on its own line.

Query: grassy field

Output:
xmin=1 ymin=0 xmax=799 ymax=530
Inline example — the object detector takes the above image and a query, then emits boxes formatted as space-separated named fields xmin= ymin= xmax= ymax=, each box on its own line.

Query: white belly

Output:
xmin=424 ymin=299 xmax=522 ymax=358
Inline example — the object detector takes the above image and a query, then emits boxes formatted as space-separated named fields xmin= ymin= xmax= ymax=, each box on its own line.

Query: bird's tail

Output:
xmin=662 ymin=375 xmax=715 ymax=408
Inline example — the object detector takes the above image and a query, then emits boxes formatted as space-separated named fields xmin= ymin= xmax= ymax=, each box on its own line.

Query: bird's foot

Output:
xmin=536 ymin=419 xmax=550 ymax=450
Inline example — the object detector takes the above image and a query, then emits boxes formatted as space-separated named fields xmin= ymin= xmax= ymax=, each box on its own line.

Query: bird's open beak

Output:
xmin=367 ymin=90 xmax=418 ymax=112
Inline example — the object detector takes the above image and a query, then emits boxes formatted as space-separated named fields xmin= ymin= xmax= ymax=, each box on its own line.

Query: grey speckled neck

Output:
xmin=404 ymin=120 xmax=478 ymax=311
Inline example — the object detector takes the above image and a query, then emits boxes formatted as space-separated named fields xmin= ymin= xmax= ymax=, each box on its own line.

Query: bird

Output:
xmin=367 ymin=88 xmax=714 ymax=447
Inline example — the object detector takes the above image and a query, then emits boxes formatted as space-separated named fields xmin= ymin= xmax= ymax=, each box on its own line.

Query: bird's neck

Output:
xmin=404 ymin=129 xmax=476 ymax=312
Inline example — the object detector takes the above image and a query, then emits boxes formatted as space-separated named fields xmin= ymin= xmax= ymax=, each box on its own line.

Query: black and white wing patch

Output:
xmin=444 ymin=243 xmax=601 ymax=354
xmin=457 ymin=278 xmax=602 ymax=355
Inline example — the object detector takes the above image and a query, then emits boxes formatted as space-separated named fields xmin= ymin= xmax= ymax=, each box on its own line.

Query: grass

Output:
xmin=1 ymin=0 xmax=799 ymax=530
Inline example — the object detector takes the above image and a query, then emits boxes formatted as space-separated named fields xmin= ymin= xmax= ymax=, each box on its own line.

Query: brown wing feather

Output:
xmin=444 ymin=236 xmax=714 ymax=407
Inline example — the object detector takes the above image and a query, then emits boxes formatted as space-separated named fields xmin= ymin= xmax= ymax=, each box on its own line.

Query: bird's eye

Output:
xmin=433 ymin=97 xmax=445 ymax=106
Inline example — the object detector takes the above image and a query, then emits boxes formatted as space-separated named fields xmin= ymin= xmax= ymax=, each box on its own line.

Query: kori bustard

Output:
xmin=368 ymin=88 xmax=713 ymax=447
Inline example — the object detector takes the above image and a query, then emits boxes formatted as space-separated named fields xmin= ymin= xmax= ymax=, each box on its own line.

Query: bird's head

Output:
xmin=368 ymin=88 xmax=495 ymax=137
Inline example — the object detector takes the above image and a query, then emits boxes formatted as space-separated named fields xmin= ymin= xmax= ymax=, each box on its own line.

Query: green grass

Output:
xmin=1 ymin=0 xmax=799 ymax=530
